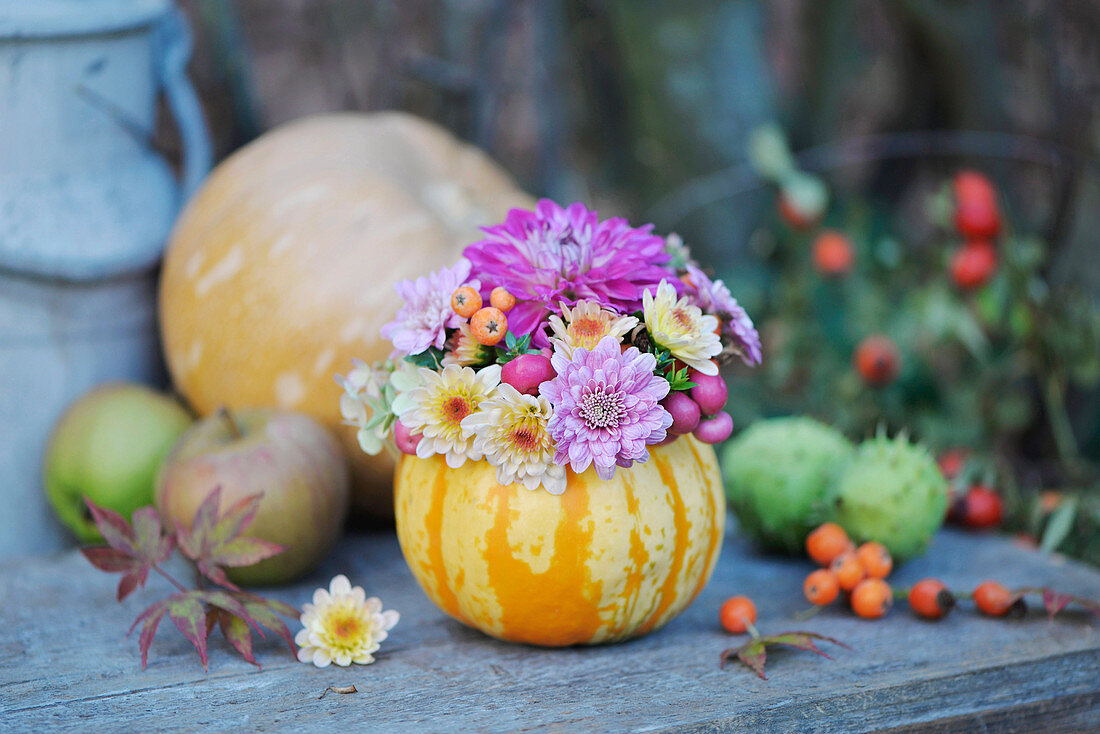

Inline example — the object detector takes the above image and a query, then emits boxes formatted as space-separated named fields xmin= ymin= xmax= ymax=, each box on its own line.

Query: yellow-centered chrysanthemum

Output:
xmin=547 ymin=300 xmax=639 ymax=358
xmin=396 ymin=364 xmax=501 ymax=468
xmin=462 ymin=383 xmax=566 ymax=495
xmin=642 ymin=280 xmax=721 ymax=376
xmin=295 ymin=575 xmax=399 ymax=668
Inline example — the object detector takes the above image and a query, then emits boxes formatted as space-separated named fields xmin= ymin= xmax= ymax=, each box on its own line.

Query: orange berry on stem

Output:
xmin=909 ymin=578 xmax=955 ymax=619
xmin=961 ymin=485 xmax=1003 ymax=529
xmin=856 ymin=541 xmax=893 ymax=579
xmin=953 ymin=170 xmax=1001 ymax=239
xmin=950 ymin=240 xmax=997 ymax=290
xmin=806 ymin=522 xmax=851 ymax=566
xmin=451 ymin=286 xmax=482 ymax=318
xmin=804 ymin=569 xmax=840 ymax=606
xmin=719 ymin=596 xmax=757 ymax=634
xmin=813 ymin=230 xmax=854 ymax=277
xmin=974 ymin=580 xmax=1014 ymax=616
xmin=490 ymin=286 xmax=516 ymax=312
xmin=851 ymin=578 xmax=893 ymax=619
xmin=854 ymin=334 xmax=900 ymax=387
xmin=470 ymin=307 xmax=508 ymax=346
xmin=830 ymin=551 xmax=866 ymax=592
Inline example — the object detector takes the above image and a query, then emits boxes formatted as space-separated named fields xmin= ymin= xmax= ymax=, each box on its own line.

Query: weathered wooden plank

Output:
xmin=1 ymin=525 xmax=1098 ymax=732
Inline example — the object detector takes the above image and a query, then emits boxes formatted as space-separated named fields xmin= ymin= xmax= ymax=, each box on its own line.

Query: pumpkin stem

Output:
xmin=217 ymin=406 xmax=244 ymax=440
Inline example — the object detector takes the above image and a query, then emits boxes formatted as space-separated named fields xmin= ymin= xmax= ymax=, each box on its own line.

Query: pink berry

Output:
xmin=689 ymin=371 xmax=728 ymax=416
xmin=393 ymin=420 xmax=422 ymax=455
xmin=662 ymin=391 xmax=701 ymax=435
xmin=502 ymin=353 xmax=556 ymax=396
xmin=693 ymin=411 xmax=733 ymax=444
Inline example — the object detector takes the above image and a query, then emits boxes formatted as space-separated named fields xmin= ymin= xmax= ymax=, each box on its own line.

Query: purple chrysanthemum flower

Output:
xmin=685 ymin=263 xmax=763 ymax=366
xmin=463 ymin=200 xmax=673 ymax=345
xmin=539 ymin=335 xmax=673 ymax=480
xmin=381 ymin=259 xmax=478 ymax=356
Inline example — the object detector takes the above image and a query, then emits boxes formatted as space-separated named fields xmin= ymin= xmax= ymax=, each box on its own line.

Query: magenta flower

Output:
xmin=463 ymin=200 xmax=673 ymax=345
xmin=381 ymin=259 xmax=478 ymax=356
xmin=685 ymin=263 xmax=762 ymax=366
xmin=540 ymin=335 xmax=673 ymax=480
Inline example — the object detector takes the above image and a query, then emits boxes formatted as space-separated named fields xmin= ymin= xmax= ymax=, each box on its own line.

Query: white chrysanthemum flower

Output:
xmin=462 ymin=383 xmax=567 ymax=495
xmin=295 ymin=575 xmax=399 ymax=668
xmin=547 ymin=300 xmax=639 ymax=359
xmin=442 ymin=323 xmax=493 ymax=367
xmin=335 ymin=359 xmax=389 ymax=455
xmin=642 ymin=280 xmax=722 ymax=376
xmin=397 ymin=364 xmax=501 ymax=468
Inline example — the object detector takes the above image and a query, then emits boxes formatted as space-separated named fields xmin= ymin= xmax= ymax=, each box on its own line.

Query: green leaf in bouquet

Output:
xmin=405 ymin=347 xmax=445 ymax=370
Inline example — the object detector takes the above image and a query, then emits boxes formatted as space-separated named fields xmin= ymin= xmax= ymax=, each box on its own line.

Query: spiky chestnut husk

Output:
xmin=826 ymin=432 xmax=948 ymax=562
xmin=721 ymin=417 xmax=854 ymax=554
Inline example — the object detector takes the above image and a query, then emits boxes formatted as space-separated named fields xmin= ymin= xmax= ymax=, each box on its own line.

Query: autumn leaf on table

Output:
xmin=80 ymin=501 xmax=175 ymax=601
xmin=720 ymin=631 xmax=851 ymax=680
xmin=174 ymin=486 xmax=284 ymax=590
xmin=80 ymin=488 xmax=299 ymax=671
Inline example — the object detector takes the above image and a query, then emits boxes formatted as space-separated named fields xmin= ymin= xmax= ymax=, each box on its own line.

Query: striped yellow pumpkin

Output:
xmin=394 ymin=435 xmax=725 ymax=646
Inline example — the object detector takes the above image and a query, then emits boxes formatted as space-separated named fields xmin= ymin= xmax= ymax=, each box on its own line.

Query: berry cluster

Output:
xmin=948 ymin=171 xmax=1001 ymax=291
xmin=659 ymin=369 xmax=734 ymax=445
xmin=802 ymin=522 xmax=895 ymax=619
xmin=450 ymin=286 xmax=517 ymax=346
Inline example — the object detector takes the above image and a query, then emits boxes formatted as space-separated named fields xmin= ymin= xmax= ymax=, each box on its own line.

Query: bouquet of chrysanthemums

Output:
xmin=338 ymin=200 xmax=761 ymax=495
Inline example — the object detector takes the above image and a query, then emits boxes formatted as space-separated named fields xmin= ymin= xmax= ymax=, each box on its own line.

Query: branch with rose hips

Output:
xmin=80 ymin=487 xmax=299 ymax=670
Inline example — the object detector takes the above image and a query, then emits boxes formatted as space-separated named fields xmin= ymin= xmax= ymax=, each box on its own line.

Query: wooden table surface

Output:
xmin=2 ymin=524 xmax=1099 ymax=733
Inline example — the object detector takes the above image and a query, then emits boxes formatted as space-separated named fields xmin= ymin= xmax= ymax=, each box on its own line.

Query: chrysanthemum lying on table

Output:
xmin=338 ymin=200 xmax=761 ymax=495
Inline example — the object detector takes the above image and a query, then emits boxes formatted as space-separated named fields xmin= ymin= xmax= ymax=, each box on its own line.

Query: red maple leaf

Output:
xmin=80 ymin=501 xmax=175 ymax=601
xmin=174 ymin=486 xmax=285 ymax=591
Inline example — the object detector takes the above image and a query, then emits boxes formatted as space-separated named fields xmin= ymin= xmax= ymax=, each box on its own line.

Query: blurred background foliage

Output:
xmin=171 ymin=0 xmax=1100 ymax=558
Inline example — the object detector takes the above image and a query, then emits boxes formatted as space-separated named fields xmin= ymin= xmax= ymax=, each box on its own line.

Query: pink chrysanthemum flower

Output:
xmin=381 ymin=259 xmax=479 ymax=356
xmin=684 ymin=263 xmax=763 ymax=366
xmin=539 ymin=335 xmax=673 ymax=480
xmin=463 ymin=200 xmax=672 ymax=345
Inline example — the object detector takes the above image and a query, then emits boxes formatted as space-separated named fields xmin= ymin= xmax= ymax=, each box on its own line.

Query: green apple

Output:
xmin=155 ymin=408 xmax=350 ymax=586
xmin=44 ymin=383 xmax=193 ymax=543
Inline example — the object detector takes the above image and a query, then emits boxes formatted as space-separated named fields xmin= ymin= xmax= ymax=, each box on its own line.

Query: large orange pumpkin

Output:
xmin=160 ymin=112 xmax=533 ymax=518
xmin=394 ymin=436 xmax=725 ymax=646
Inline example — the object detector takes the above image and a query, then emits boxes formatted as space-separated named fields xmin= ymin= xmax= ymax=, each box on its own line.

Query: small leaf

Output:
xmin=1040 ymin=497 xmax=1079 ymax=554
xmin=85 ymin=500 xmax=137 ymax=553
xmin=80 ymin=547 xmax=135 ymax=573
xmin=234 ymin=593 xmax=298 ymax=654
xmin=209 ymin=537 xmax=285 ymax=568
xmin=175 ymin=487 xmax=285 ymax=589
xmin=219 ymin=612 xmax=258 ymax=667
xmin=167 ymin=594 xmax=209 ymax=670
xmin=205 ymin=608 xmax=219 ymax=637
xmin=720 ymin=630 xmax=849 ymax=680
xmin=116 ymin=569 xmax=148 ymax=602
xmin=197 ymin=560 xmax=238 ymax=591
xmin=1042 ymin=589 xmax=1073 ymax=618
xmin=81 ymin=502 xmax=174 ymax=601
xmin=137 ymin=603 xmax=169 ymax=670
xmin=721 ymin=638 xmax=768 ymax=679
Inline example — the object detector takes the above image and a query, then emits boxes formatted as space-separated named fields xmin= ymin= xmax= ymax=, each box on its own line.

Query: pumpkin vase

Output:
xmin=394 ymin=435 xmax=725 ymax=646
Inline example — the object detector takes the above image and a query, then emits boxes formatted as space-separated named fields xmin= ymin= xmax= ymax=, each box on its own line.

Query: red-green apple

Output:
xmin=44 ymin=383 xmax=193 ymax=543
xmin=155 ymin=408 xmax=349 ymax=586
